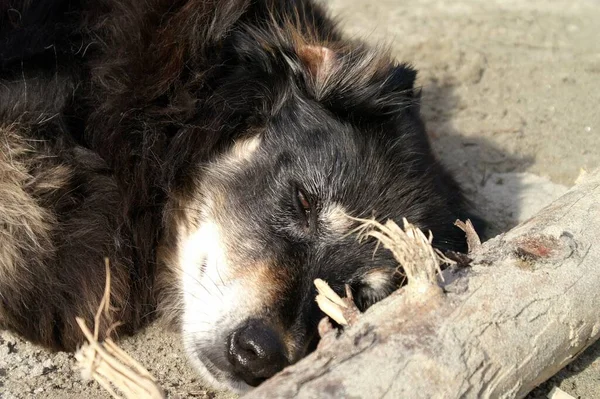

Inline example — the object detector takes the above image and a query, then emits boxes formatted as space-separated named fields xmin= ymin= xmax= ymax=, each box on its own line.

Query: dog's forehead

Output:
xmin=206 ymin=127 xmax=416 ymax=236
xmin=259 ymin=125 xmax=383 ymax=185
xmin=265 ymin=97 xmax=356 ymax=145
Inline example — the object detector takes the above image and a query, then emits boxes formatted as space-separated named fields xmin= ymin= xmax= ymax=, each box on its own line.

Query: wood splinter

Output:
xmin=454 ymin=218 xmax=482 ymax=253
xmin=314 ymin=279 xmax=360 ymax=328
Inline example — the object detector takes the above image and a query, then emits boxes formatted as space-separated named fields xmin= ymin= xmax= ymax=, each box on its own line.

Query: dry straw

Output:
xmin=315 ymin=216 xmax=458 ymax=324
xmin=74 ymin=259 xmax=165 ymax=399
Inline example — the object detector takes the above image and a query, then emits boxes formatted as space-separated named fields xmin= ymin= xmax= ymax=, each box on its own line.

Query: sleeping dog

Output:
xmin=0 ymin=0 xmax=483 ymax=392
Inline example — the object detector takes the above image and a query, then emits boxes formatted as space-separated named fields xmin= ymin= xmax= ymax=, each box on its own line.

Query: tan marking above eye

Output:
xmin=362 ymin=269 xmax=393 ymax=292
xmin=321 ymin=204 xmax=353 ymax=234
xmin=230 ymin=135 xmax=261 ymax=161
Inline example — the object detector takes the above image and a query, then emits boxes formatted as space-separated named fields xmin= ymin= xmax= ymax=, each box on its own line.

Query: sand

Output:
xmin=1 ymin=0 xmax=599 ymax=397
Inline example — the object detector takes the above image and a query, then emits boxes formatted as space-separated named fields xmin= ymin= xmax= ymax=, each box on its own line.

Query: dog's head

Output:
xmin=159 ymin=26 xmax=474 ymax=393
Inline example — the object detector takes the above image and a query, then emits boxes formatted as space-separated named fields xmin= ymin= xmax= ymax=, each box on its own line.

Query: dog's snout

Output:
xmin=227 ymin=320 xmax=288 ymax=386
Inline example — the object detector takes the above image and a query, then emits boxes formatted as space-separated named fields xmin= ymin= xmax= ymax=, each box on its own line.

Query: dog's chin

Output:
xmin=182 ymin=338 xmax=253 ymax=395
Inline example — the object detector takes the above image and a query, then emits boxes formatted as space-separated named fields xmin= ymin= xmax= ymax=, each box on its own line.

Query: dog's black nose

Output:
xmin=227 ymin=320 xmax=288 ymax=386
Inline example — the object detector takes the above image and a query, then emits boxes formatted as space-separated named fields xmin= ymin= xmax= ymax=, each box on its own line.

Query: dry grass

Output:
xmin=350 ymin=216 xmax=447 ymax=286
xmin=74 ymin=259 xmax=165 ymax=399
xmin=315 ymin=216 xmax=460 ymax=326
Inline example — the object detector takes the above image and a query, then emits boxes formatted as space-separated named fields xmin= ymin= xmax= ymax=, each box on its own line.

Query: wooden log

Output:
xmin=243 ymin=168 xmax=600 ymax=399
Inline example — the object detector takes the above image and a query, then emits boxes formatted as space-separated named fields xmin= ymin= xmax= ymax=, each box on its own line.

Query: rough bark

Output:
xmin=244 ymin=168 xmax=600 ymax=399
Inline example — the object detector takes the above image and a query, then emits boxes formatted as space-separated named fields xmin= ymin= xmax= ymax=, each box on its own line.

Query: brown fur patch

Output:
xmin=231 ymin=260 xmax=291 ymax=303
xmin=297 ymin=45 xmax=336 ymax=80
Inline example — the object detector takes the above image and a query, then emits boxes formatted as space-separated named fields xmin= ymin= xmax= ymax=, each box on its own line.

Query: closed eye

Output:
xmin=293 ymin=185 xmax=313 ymax=229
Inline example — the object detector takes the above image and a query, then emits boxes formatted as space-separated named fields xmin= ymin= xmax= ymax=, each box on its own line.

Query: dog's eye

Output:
xmin=294 ymin=187 xmax=312 ymax=227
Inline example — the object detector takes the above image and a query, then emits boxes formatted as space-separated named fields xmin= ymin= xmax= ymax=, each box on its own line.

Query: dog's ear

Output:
xmin=314 ymin=59 xmax=419 ymax=119
xmin=369 ymin=63 xmax=419 ymax=117
xmin=379 ymin=63 xmax=420 ymax=112
xmin=384 ymin=64 xmax=417 ymax=96
xmin=297 ymin=45 xmax=337 ymax=80
xmin=293 ymin=42 xmax=419 ymax=117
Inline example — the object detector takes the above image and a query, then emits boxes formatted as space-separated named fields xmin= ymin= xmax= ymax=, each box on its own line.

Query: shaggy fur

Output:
xmin=0 ymin=0 xmax=485 ymax=392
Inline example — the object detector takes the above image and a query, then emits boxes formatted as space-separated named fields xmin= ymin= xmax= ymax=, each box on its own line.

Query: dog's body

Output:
xmin=0 ymin=0 xmax=482 ymax=392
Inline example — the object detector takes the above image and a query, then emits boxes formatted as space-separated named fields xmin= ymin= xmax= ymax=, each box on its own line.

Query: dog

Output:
xmin=0 ymin=0 xmax=484 ymax=393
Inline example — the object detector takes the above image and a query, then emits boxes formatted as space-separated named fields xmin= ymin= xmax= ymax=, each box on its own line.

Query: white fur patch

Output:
xmin=178 ymin=219 xmax=262 ymax=394
xmin=170 ymin=134 xmax=266 ymax=393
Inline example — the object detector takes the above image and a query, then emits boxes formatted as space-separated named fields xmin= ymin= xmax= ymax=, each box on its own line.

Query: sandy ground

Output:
xmin=1 ymin=0 xmax=599 ymax=398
